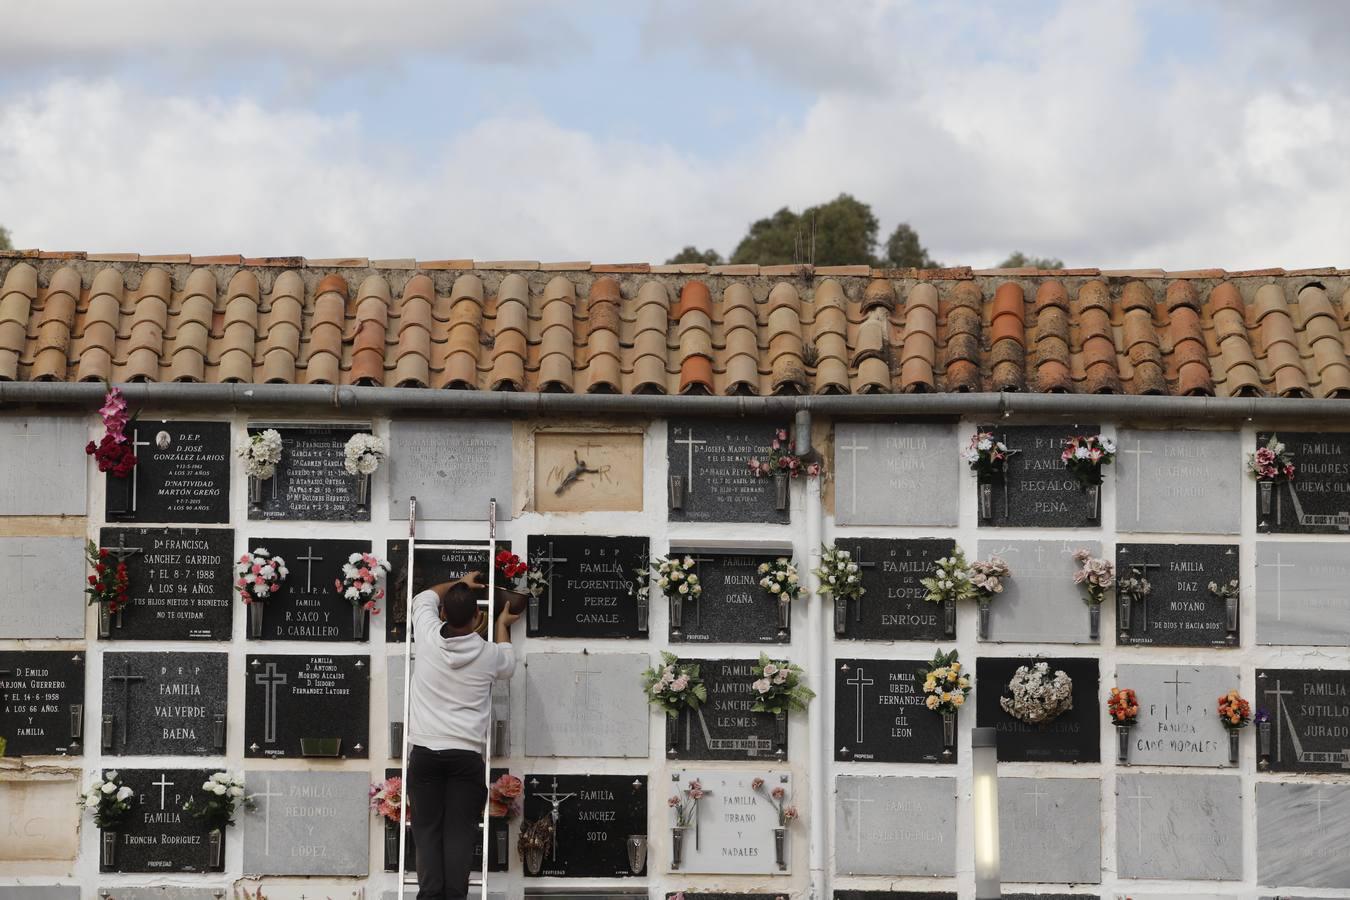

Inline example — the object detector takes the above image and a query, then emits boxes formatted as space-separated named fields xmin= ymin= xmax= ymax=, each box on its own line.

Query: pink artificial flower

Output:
xmin=1284 ymin=464 xmax=1296 ymax=480
xmin=806 ymin=462 xmax=821 ymax=477
xmin=239 ymin=554 xmax=251 ymax=564
xmin=668 ymin=795 xmax=680 ymax=807
xmin=270 ymin=583 xmax=280 ymax=592
xmin=1255 ymin=447 xmax=1276 ymax=466
xmin=771 ymin=786 xmax=785 ymax=800
xmin=751 ymin=777 xmax=765 ymax=790
xmin=771 ymin=439 xmax=781 ymax=451
xmin=252 ymin=563 xmax=262 ymax=574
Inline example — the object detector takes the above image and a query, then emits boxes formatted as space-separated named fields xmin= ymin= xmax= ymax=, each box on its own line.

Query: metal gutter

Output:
xmin=3 ymin=381 xmax=1350 ymax=422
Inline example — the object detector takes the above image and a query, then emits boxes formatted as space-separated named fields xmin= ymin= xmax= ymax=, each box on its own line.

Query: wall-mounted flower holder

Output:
xmin=1225 ymin=596 xmax=1239 ymax=634
xmin=212 ymin=713 xmax=226 ymax=751
xmin=354 ymin=473 xmax=371 ymax=511
xmin=101 ymin=714 xmax=115 ymax=751
xmin=97 ymin=603 xmax=113 ymax=639
xmin=636 ymin=589 xmax=649 ymax=633
xmin=389 ymin=722 xmax=403 ymax=757
xmin=978 ymin=481 xmax=994 ymax=524
xmin=1116 ymin=724 xmax=1132 ymax=763
xmin=1085 ymin=484 xmax=1101 ymax=524
xmin=100 ymin=829 xmax=118 ymax=868
xmin=1118 ymin=593 xmax=1133 ymax=635
xmin=668 ymin=475 xmax=685 ymax=510
xmin=1259 ymin=480 xmax=1273 ymax=516
xmin=773 ymin=825 xmax=787 ymax=870
xmin=943 ymin=599 xmax=956 ymax=637
xmin=626 ymin=834 xmax=648 ymax=875
xmin=774 ymin=711 xmax=787 ymax=759
xmin=527 ymin=591 xmax=541 ymax=631
xmin=383 ymin=819 xmax=401 ymax=868
xmin=669 ymin=594 xmax=683 ymax=637
xmin=1228 ymin=729 xmax=1240 ymax=765
xmin=106 ymin=474 xmax=134 ymax=518
xmin=977 ymin=598 xmax=992 ymax=639
xmin=776 ymin=598 xmax=791 ymax=640
xmin=300 ymin=737 xmax=342 ymax=757
xmin=665 ymin=714 xmax=679 ymax=759
xmin=833 ymin=596 xmax=848 ymax=636
xmin=248 ymin=603 xmax=265 ymax=639
xmin=208 ymin=828 xmax=224 ymax=870
xmin=525 ymin=846 xmax=545 ymax=876
xmin=248 ymin=475 xmax=266 ymax=510
xmin=494 ymin=828 xmax=510 ymax=869
xmin=70 ymin=703 xmax=83 ymax=744
xmin=774 ymin=472 xmax=790 ymax=511
xmin=1088 ymin=603 xmax=1101 ymax=640
xmin=942 ymin=711 xmax=956 ymax=757
xmin=491 ymin=684 xmax=510 ymax=757
xmin=1258 ymin=720 xmax=1272 ymax=769
xmin=352 ymin=606 xmax=367 ymax=640
xmin=670 ymin=825 xmax=686 ymax=870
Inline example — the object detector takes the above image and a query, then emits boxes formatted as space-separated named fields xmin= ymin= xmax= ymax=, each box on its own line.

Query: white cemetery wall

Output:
xmin=0 ymin=410 xmax=1345 ymax=899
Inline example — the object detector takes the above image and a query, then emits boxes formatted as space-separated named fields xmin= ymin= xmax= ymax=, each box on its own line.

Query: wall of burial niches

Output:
xmin=0 ymin=413 xmax=1348 ymax=898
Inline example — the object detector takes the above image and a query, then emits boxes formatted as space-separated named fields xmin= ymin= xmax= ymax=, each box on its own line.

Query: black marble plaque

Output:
xmin=244 ymin=654 xmax=369 ymax=759
xmin=527 ymin=535 xmax=649 ymax=638
xmin=670 ymin=658 xmax=785 ymax=761
xmin=1115 ymin=543 xmax=1239 ymax=648
xmin=0 ymin=650 xmax=84 ymax=756
xmin=834 ymin=658 xmax=953 ymax=764
xmin=247 ymin=424 xmax=371 ymax=522
xmin=103 ymin=768 xmax=215 ymax=873
xmin=835 ymin=538 xmax=955 ymax=641
xmin=98 ymin=527 xmax=234 ymax=641
xmin=1257 ymin=431 xmax=1350 ymax=534
xmin=523 ymin=773 xmax=647 ymax=878
xmin=668 ymin=419 xmax=790 ymax=524
xmin=672 ymin=895 xmax=803 ymax=900
xmin=105 ymin=421 xmax=231 ymax=523
xmin=669 ymin=550 xmax=788 ymax=644
xmin=975 ymin=424 xmax=1101 ymax=528
xmin=835 ymin=893 xmax=958 ymax=900
xmin=385 ymin=540 xmax=507 ymax=642
xmin=1257 ymin=668 xmax=1350 ymax=773
xmin=102 ymin=651 xmax=228 ymax=757
xmin=383 ymin=766 xmax=509 ymax=873
xmin=248 ymin=537 xmax=374 ymax=642
xmin=976 ymin=657 xmax=1100 ymax=763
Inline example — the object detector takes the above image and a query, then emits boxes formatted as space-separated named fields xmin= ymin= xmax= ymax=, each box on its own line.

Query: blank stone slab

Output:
xmin=0 ymin=537 xmax=86 ymax=638
xmin=1258 ymin=782 xmax=1350 ymax=888
xmin=241 ymin=770 xmax=370 ymax=875
xmin=835 ymin=775 xmax=955 ymax=876
xmin=834 ymin=422 xmax=959 ymax=526
xmin=524 ymin=652 xmax=648 ymax=758
xmin=977 ymin=540 xmax=1100 ymax=643
xmin=387 ymin=420 xmax=512 ymax=521
xmin=1116 ymin=664 xmax=1239 ymax=767
xmin=0 ymin=776 xmax=80 ymax=862
xmin=998 ymin=777 xmax=1100 ymax=884
xmin=1 ymin=890 xmax=81 ymax=900
xmin=0 ymin=415 xmax=88 ymax=515
xmin=1115 ymin=429 xmax=1242 ymax=534
xmin=1115 ymin=774 xmax=1241 ymax=880
xmin=94 ymin=891 xmax=228 ymax=900
xmin=1256 ymin=541 xmax=1350 ymax=645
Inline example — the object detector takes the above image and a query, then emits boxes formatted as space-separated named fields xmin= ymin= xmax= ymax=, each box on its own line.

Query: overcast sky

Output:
xmin=0 ymin=1 xmax=1345 ymax=268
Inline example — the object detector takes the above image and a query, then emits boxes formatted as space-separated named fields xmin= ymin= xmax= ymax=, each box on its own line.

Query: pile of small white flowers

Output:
xmin=921 ymin=548 xmax=978 ymax=604
xmin=201 ymin=770 xmax=246 ymax=799
xmin=343 ymin=433 xmax=386 ymax=476
xmin=1000 ymin=661 xmax=1074 ymax=725
xmin=238 ymin=428 xmax=283 ymax=480
xmin=235 ymin=547 xmax=289 ymax=604
xmin=654 ymin=556 xmax=701 ymax=600
xmin=812 ymin=544 xmax=863 ymax=604
xmin=757 ymin=558 xmax=802 ymax=603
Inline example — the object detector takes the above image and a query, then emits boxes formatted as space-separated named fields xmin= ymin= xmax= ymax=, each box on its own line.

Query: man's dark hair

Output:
xmin=440 ymin=582 xmax=481 ymax=628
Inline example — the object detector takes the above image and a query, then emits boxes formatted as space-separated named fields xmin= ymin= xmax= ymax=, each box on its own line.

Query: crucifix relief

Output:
xmin=253 ymin=661 xmax=288 ymax=744
xmin=531 ymin=776 xmax=576 ymax=861
xmin=106 ymin=657 xmax=147 ymax=750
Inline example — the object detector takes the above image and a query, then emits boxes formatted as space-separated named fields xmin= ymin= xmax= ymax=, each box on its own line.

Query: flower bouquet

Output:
xmin=488 ymin=773 xmax=521 ymax=869
xmin=343 ymin=432 xmax=385 ymax=507
xmin=1116 ymin=567 xmax=1152 ymax=636
xmin=337 ymin=551 xmax=390 ymax=639
xmin=815 ymin=544 xmax=864 ymax=636
xmin=371 ymin=774 xmax=411 ymax=870
xmin=641 ymin=652 xmax=707 ymax=756
xmin=758 ymin=557 xmax=802 ymax=637
xmin=970 ymin=555 xmax=1010 ymax=639
xmin=750 ymin=654 xmax=814 ymax=756
xmin=1108 ymin=687 xmax=1140 ymax=761
xmin=1248 ymin=434 xmax=1295 ymax=521
xmin=82 ymin=770 xmax=134 ymax=868
xmin=185 ymin=771 xmax=251 ymax=869
xmin=1072 ymin=549 xmax=1114 ymax=639
xmin=236 ymin=547 xmax=288 ymax=638
xmin=1209 ymin=578 xmax=1240 ymax=636
xmin=751 ymin=777 xmax=798 ymax=870
xmin=86 ymin=386 xmax=138 ymax=476
xmin=238 ymin=428 xmax=283 ymax=507
xmin=654 ymin=555 xmax=701 ymax=637
xmin=746 ymin=428 xmax=820 ymax=511
xmin=921 ymin=648 xmax=971 ymax=754
xmin=667 ymin=778 xmax=706 ymax=870
xmin=1000 ymin=660 xmax=1074 ymax=725
xmin=963 ymin=430 xmax=1015 ymax=522
xmin=86 ymin=540 xmax=131 ymax=621
xmin=1217 ymin=690 xmax=1251 ymax=764
xmin=1062 ymin=434 xmax=1114 ymax=520
xmin=921 ymin=548 xmax=978 ymax=638
xmin=488 ymin=550 xmax=536 ymax=631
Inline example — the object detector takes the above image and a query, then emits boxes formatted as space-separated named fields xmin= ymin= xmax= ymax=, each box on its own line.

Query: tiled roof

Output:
xmin=2 ymin=252 xmax=1350 ymax=399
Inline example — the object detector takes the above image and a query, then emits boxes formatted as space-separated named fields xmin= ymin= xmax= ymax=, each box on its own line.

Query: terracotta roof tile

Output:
xmin=811 ymin=279 xmax=849 ymax=395
xmin=988 ymin=283 xmax=1026 ymax=391
xmin=720 ymin=283 xmax=760 ymax=395
xmin=0 ymin=263 xmax=38 ymax=381
xmin=428 ymin=274 xmax=478 ymax=389
xmin=582 ymin=278 xmax=622 ymax=394
xmin=1206 ymin=282 xmax=1262 ymax=397
xmin=216 ymin=270 xmax=260 ymax=383
xmin=1032 ymin=281 xmax=1072 ymax=393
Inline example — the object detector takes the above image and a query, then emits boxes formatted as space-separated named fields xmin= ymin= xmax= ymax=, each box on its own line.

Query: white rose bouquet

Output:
xmin=80 ymin=770 xmax=135 ymax=829
xmin=238 ymin=429 xmax=283 ymax=480
xmin=185 ymin=771 xmax=253 ymax=831
xmin=1000 ymin=660 xmax=1074 ymax=725
xmin=921 ymin=548 xmax=979 ymax=605
xmin=758 ymin=558 xmax=803 ymax=604
xmin=235 ymin=547 xmax=288 ymax=605
xmin=343 ymin=433 xmax=386 ymax=476
xmin=653 ymin=555 xmax=701 ymax=602
xmin=813 ymin=544 xmax=863 ymax=606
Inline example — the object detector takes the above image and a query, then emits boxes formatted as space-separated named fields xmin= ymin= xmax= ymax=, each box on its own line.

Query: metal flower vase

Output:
xmin=1117 ymin=724 xmax=1132 ymax=762
xmin=774 ymin=826 xmax=787 ymax=870
xmin=978 ymin=480 xmax=994 ymax=523
xmin=1225 ymin=595 xmax=1239 ymax=634
xmin=1258 ymin=720 xmax=1272 ymax=768
xmin=774 ymin=472 xmax=790 ymax=511
xmin=208 ymin=828 xmax=224 ymax=870
xmin=665 ymin=712 xmax=679 ymax=759
xmin=494 ymin=828 xmax=509 ymax=870
xmin=383 ymin=818 xmax=401 ymax=868
xmin=352 ymin=605 xmax=366 ymax=640
xmin=777 ymin=597 xmax=790 ymax=639
xmin=1228 ymin=728 xmax=1240 ymax=765
xmin=669 ymin=593 xmax=683 ymax=637
xmin=248 ymin=602 xmax=265 ymax=639
xmin=942 ymin=711 xmax=956 ymax=756
xmin=977 ymin=597 xmax=991 ymax=639
xmin=248 ymin=475 xmax=265 ymax=509
xmin=1085 ymin=483 xmax=1101 ymax=524
xmin=670 ymin=825 xmax=687 ymax=870
xmin=833 ymin=595 xmax=848 ymax=636
xmin=668 ymin=475 xmax=685 ymax=510
xmin=1259 ymin=479 xmax=1273 ymax=515
xmin=1118 ymin=592 xmax=1132 ymax=635
xmin=774 ymin=711 xmax=787 ymax=758
xmin=97 ymin=602 xmax=113 ymax=639
xmin=355 ymin=473 xmax=370 ymax=510
xmin=625 ymin=834 xmax=647 ymax=875
xmin=943 ymin=598 xmax=956 ymax=637
xmin=100 ymin=830 xmax=118 ymax=868
xmin=1088 ymin=602 xmax=1101 ymax=640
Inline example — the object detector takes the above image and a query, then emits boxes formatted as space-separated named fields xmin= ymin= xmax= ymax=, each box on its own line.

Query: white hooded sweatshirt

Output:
xmin=407 ymin=589 xmax=515 ymax=754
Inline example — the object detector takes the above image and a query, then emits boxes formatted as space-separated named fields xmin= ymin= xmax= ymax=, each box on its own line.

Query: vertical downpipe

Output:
xmin=797 ymin=409 xmax=827 ymax=899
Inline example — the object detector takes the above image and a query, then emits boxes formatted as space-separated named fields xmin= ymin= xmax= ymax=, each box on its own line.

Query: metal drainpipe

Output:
xmin=797 ymin=408 xmax=828 ymax=899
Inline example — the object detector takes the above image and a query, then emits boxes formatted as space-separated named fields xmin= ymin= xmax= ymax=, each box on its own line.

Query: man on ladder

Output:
xmin=403 ymin=560 xmax=520 ymax=900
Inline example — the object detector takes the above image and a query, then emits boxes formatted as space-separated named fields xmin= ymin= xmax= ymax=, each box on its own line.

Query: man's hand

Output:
xmin=460 ymin=570 xmax=487 ymax=591
xmin=495 ymin=604 xmax=521 ymax=643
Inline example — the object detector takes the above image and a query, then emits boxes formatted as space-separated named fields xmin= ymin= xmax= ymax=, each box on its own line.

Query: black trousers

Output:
xmin=408 ymin=745 xmax=486 ymax=900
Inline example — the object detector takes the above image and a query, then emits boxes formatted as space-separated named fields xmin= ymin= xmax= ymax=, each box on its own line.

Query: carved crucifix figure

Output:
xmin=531 ymin=776 xmax=577 ymax=861
xmin=554 ymin=449 xmax=609 ymax=495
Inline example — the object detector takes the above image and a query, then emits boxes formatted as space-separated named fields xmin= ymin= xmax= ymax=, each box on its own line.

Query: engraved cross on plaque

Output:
xmin=839 ymin=781 xmax=875 ymax=855
xmin=1301 ymin=786 xmax=1332 ymax=826
xmin=107 ymin=657 xmax=146 ymax=749
xmin=1266 ymin=551 xmax=1297 ymax=621
xmin=296 ymin=546 xmax=324 ymax=593
xmin=846 ymin=544 xmax=877 ymax=622
xmin=6 ymin=542 xmax=37 ymax=587
xmin=672 ymin=429 xmax=706 ymax=495
xmin=846 ymin=667 xmax=874 ymax=744
xmin=1163 ymin=669 xmax=1192 ymax=716
xmin=1125 ymin=783 xmax=1151 ymax=855
xmin=1127 ymin=561 xmax=1163 ymax=630
xmin=574 ymin=667 xmax=602 ymax=708
xmin=837 ymin=435 xmax=869 ymax=516
xmin=1264 ymin=677 xmax=1295 ymax=763
xmin=533 ymin=542 xmax=569 ymax=619
xmin=253 ymin=775 xmax=286 ymax=856
xmin=1025 ymin=784 xmax=1049 ymax=817
xmin=151 ymin=772 xmax=175 ymax=810
xmin=1121 ymin=439 xmax=1153 ymax=523
xmin=253 ymin=662 xmax=288 ymax=744
xmin=128 ymin=428 xmax=153 ymax=512
xmin=531 ymin=776 xmax=577 ymax=861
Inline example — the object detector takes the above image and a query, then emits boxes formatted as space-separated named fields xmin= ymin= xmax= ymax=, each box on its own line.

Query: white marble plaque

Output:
xmin=1116 ymin=664 xmax=1239 ymax=767
xmin=0 ymin=537 xmax=86 ymax=639
xmin=0 ymin=776 xmax=80 ymax=862
xmin=0 ymin=415 xmax=88 ymax=515
xmin=1116 ymin=774 xmax=1241 ymax=880
xmin=670 ymin=769 xmax=792 ymax=874
xmin=835 ymin=774 xmax=955 ymax=876
xmin=241 ymin=771 xmax=369 ymax=876
xmin=0 ymin=890 xmax=81 ymax=900
xmin=524 ymin=652 xmax=648 ymax=758
xmin=834 ymin=422 xmax=959 ymax=526
xmin=1257 ymin=782 xmax=1350 ymax=888
xmin=1256 ymin=541 xmax=1350 ymax=645
xmin=1115 ymin=429 xmax=1241 ymax=533
xmin=977 ymin=540 xmax=1100 ymax=643
xmin=96 ymin=891 xmax=226 ymax=900
xmin=387 ymin=420 xmax=512 ymax=520
xmin=998 ymin=777 xmax=1100 ymax=884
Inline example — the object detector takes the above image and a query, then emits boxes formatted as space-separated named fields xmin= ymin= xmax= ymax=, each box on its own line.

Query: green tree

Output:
xmin=730 ymin=193 xmax=880 ymax=267
xmin=997 ymin=251 xmax=1063 ymax=270
xmin=665 ymin=246 xmax=724 ymax=266
xmin=882 ymin=223 xmax=937 ymax=268
xmin=0 ymin=225 xmax=11 ymax=252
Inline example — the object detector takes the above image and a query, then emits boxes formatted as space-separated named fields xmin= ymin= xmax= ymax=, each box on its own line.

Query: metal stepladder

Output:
xmin=396 ymin=495 xmax=500 ymax=900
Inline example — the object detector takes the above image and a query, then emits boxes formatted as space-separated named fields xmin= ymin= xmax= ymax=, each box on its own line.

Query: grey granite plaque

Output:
xmin=1256 ymin=541 xmax=1350 ymax=645
xmin=241 ymin=770 xmax=370 ymax=875
xmin=977 ymin=540 xmax=1099 ymax=644
xmin=1116 ymin=774 xmax=1241 ymax=880
xmin=0 ymin=890 xmax=81 ymax=900
xmin=93 ymin=890 xmax=227 ymax=900
xmin=670 ymin=658 xmax=784 ymax=761
xmin=668 ymin=418 xmax=790 ymax=524
xmin=835 ymin=538 xmax=954 ymax=642
xmin=835 ymin=775 xmax=955 ymax=876
xmin=102 ymin=651 xmax=228 ymax=756
xmin=1257 ymin=668 xmax=1350 ymax=773
xmin=104 ymin=768 xmax=215 ymax=873
xmin=975 ymin=424 xmax=1102 ymax=527
xmin=388 ymin=419 xmax=512 ymax=521
xmin=1257 ymin=432 xmax=1350 ymax=533
xmin=998 ymin=777 xmax=1100 ymax=883
xmin=834 ymin=422 xmax=959 ymax=526
xmin=669 ymin=549 xmax=789 ymax=644
xmin=524 ymin=652 xmax=648 ymax=757
xmin=98 ymin=527 xmax=234 ymax=641
xmin=1115 ymin=429 xmax=1242 ymax=534
xmin=0 ymin=650 xmax=84 ymax=756
xmin=0 ymin=536 xmax=85 ymax=639
xmin=1257 ymin=782 xmax=1350 ymax=888
xmin=1116 ymin=543 xmax=1239 ymax=647
xmin=1116 ymin=665 xmax=1238 ymax=767
xmin=0 ymin=415 xmax=87 ymax=515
